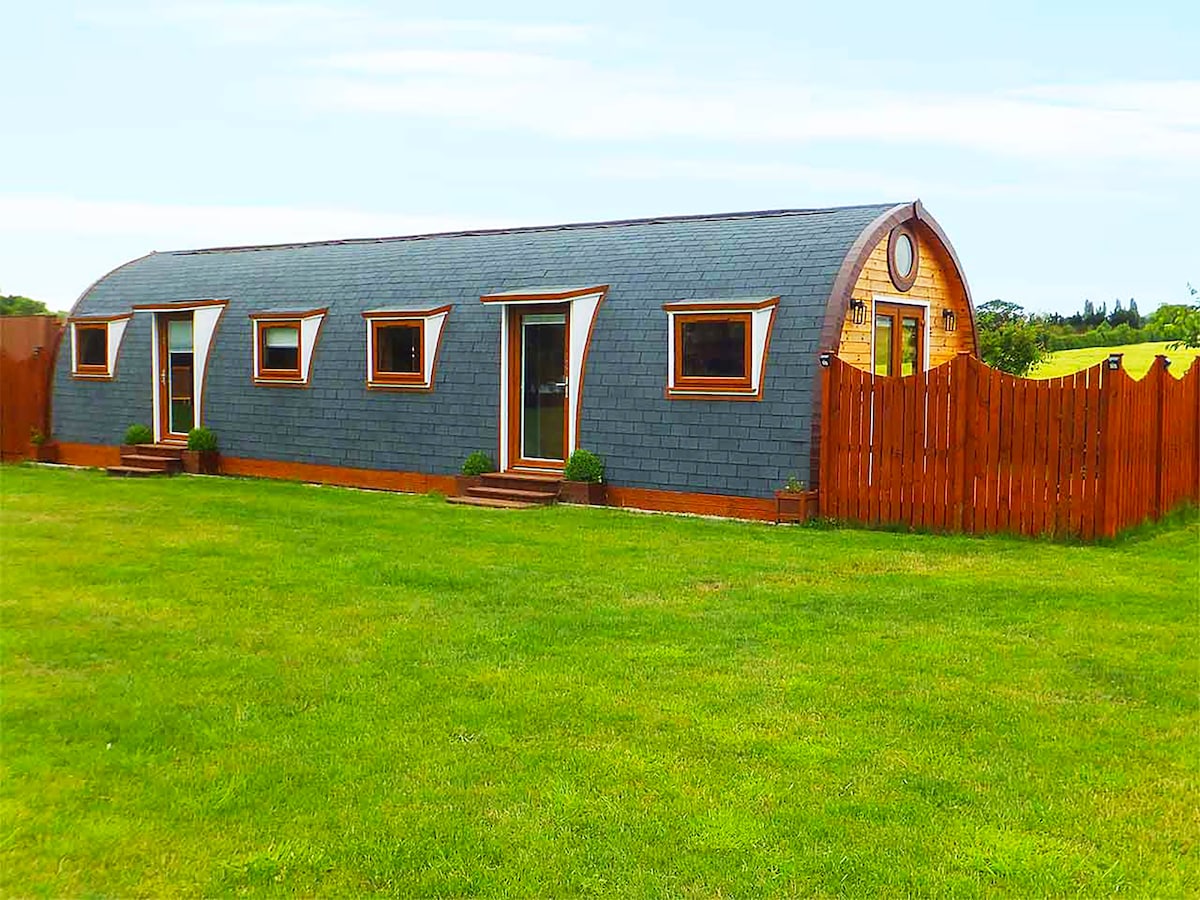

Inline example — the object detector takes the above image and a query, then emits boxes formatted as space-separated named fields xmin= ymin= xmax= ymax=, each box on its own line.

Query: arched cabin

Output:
xmin=52 ymin=200 xmax=977 ymax=518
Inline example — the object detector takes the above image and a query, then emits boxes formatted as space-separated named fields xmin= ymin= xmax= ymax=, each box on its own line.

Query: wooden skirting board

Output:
xmin=52 ymin=444 xmax=778 ymax=521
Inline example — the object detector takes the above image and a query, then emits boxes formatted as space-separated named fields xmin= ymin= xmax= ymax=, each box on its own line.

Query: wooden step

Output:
xmin=127 ymin=443 xmax=185 ymax=459
xmin=446 ymin=495 xmax=536 ymax=510
xmin=106 ymin=465 xmax=170 ymax=477
xmin=121 ymin=454 xmax=182 ymax=473
xmin=467 ymin=485 xmax=558 ymax=504
xmin=480 ymin=472 xmax=562 ymax=490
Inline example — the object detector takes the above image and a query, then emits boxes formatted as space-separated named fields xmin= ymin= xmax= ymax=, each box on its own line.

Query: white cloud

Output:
xmin=304 ymin=69 xmax=1200 ymax=167
xmin=127 ymin=2 xmax=591 ymax=46
xmin=0 ymin=195 xmax=515 ymax=246
xmin=320 ymin=49 xmax=571 ymax=77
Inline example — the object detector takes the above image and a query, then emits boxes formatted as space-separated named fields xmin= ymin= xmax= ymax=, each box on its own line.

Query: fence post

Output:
xmin=818 ymin=351 xmax=835 ymax=518
xmin=1097 ymin=356 xmax=1121 ymax=539
xmin=950 ymin=352 xmax=969 ymax=532
xmin=1153 ymin=355 xmax=1169 ymax=520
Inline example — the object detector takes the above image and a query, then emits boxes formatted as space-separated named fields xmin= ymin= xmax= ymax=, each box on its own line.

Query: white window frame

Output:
xmin=664 ymin=297 xmax=779 ymax=399
xmin=68 ymin=314 xmax=131 ymax=379
xmin=250 ymin=309 xmax=327 ymax=386
xmin=362 ymin=305 xmax=452 ymax=391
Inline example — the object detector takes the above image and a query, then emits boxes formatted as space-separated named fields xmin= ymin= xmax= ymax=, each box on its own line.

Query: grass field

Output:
xmin=1031 ymin=341 xmax=1200 ymax=379
xmin=2 ymin=466 xmax=1197 ymax=896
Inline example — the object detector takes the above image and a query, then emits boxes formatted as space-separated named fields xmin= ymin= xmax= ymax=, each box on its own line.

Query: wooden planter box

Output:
xmin=775 ymin=489 xmax=818 ymax=524
xmin=181 ymin=450 xmax=220 ymax=475
xmin=455 ymin=474 xmax=483 ymax=496
xmin=30 ymin=441 xmax=58 ymax=463
xmin=559 ymin=481 xmax=607 ymax=505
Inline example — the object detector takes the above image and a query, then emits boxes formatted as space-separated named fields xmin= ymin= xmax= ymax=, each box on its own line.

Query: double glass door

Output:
xmin=874 ymin=303 xmax=925 ymax=377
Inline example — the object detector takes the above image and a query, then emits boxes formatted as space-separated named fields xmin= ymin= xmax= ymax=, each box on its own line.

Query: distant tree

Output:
xmin=0 ymin=294 xmax=51 ymax=316
xmin=1164 ymin=284 xmax=1200 ymax=349
xmin=976 ymin=299 xmax=1048 ymax=376
xmin=1128 ymin=298 xmax=1141 ymax=329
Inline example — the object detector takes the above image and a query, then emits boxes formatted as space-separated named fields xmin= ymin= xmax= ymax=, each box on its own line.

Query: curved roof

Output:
xmin=71 ymin=203 xmax=901 ymax=319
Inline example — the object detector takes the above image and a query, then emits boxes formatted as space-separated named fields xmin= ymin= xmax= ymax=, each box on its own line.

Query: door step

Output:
xmin=107 ymin=442 xmax=185 ymax=477
xmin=106 ymin=465 xmax=170 ymax=477
xmin=449 ymin=472 xmax=563 ymax=508
xmin=446 ymin=495 xmax=538 ymax=510
xmin=467 ymin=485 xmax=558 ymax=504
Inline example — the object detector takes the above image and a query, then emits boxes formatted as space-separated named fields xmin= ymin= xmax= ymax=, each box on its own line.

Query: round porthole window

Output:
xmin=887 ymin=224 xmax=919 ymax=291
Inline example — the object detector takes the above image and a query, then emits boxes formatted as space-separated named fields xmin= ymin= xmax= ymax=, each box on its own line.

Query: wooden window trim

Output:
xmin=73 ymin=322 xmax=111 ymax=378
xmin=254 ymin=319 xmax=303 ymax=382
xmin=673 ymin=312 xmax=753 ymax=393
xmin=370 ymin=319 xmax=426 ymax=385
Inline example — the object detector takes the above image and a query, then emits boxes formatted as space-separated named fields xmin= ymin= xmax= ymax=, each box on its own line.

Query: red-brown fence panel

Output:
xmin=0 ymin=315 xmax=64 ymax=461
xmin=818 ymin=351 xmax=1198 ymax=540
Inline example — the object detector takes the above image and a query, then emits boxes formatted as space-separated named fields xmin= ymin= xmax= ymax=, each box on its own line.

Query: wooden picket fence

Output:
xmin=818 ymin=352 xmax=1200 ymax=539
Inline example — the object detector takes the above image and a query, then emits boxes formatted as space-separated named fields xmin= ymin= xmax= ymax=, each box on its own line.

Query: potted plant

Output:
xmin=182 ymin=427 xmax=220 ymax=475
xmin=29 ymin=428 xmax=58 ymax=463
xmin=121 ymin=423 xmax=154 ymax=456
xmin=457 ymin=451 xmax=495 ymax=495
xmin=560 ymin=449 xmax=606 ymax=505
xmin=775 ymin=474 xmax=818 ymax=524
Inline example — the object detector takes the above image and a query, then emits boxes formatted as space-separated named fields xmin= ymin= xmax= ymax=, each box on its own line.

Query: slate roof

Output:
xmin=72 ymin=204 xmax=899 ymax=317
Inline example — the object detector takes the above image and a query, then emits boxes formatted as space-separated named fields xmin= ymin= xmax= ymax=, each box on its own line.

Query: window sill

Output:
xmin=252 ymin=376 xmax=308 ymax=388
xmin=665 ymin=387 xmax=763 ymax=401
xmin=71 ymin=371 xmax=114 ymax=381
xmin=366 ymin=380 xmax=433 ymax=392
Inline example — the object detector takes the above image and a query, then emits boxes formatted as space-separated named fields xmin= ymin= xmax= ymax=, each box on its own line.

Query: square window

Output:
xmin=258 ymin=322 xmax=301 ymax=378
xmin=674 ymin=313 xmax=752 ymax=391
xmin=76 ymin=324 xmax=108 ymax=371
xmin=370 ymin=320 xmax=425 ymax=384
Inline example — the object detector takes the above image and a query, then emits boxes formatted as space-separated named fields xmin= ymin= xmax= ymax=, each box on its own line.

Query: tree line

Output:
xmin=978 ymin=286 xmax=1200 ymax=375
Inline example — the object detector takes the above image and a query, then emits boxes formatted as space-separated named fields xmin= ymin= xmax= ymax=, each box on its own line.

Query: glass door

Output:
xmin=873 ymin=303 xmax=925 ymax=377
xmin=159 ymin=313 xmax=195 ymax=440
xmin=515 ymin=309 xmax=568 ymax=465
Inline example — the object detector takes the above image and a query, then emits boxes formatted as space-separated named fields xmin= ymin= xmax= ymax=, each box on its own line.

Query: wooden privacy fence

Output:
xmin=0 ymin=315 xmax=64 ymax=461
xmin=818 ymin=352 xmax=1200 ymax=539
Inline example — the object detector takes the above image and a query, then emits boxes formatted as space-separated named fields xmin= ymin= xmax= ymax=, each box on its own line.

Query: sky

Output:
xmin=2 ymin=0 xmax=1197 ymax=315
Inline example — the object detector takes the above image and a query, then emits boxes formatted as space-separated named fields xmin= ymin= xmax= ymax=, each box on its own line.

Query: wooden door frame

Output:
xmin=870 ymin=297 xmax=929 ymax=376
xmin=156 ymin=311 xmax=195 ymax=443
xmin=506 ymin=303 xmax=570 ymax=472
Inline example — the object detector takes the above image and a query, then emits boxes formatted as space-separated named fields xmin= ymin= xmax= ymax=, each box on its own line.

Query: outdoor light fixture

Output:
xmin=849 ymin=298 xmax=867 ymax=325
xmin=1107 ymin=354 xmax=1122 ymax=370
xmin=819 ymin=352 xmax=832 ymax=368
xmin=942 ymin=308 xmax=957 ymax=332
xmin=1163 ymin=357 xmax=1172 ymax=369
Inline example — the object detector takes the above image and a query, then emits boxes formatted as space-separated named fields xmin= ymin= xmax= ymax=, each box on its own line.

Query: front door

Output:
xmin=158 ymin=313 xmax=195 ymax=441
xmin=873 ymin=302 xmax=926 ymax=377
xmin=509 ymin=305 xmax=568 ymax=469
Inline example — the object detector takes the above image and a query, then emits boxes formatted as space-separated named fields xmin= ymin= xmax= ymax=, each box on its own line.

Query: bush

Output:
xmin=461 ymin=451 xmax=495 ymax=477
xmin=564 ymin=449 xmax=605 ymax=483
xmin=187 ymin=427 xmax=218 ymax=452
xmin=123 ymin=424 xmax=153 ymax=445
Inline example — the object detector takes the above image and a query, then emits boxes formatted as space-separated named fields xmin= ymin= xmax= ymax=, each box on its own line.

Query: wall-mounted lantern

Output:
xmin=849 ymin=298 xmax=867 ymax=326
xmin=941 ymin=308 xmax=956 ymax=332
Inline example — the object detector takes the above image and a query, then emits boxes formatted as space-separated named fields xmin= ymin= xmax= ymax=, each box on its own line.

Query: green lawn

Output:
xmin=2 ymin=466 xmax=1197 ymax=897
xmin=1031 ymin=341 xmax=1200 ymax=379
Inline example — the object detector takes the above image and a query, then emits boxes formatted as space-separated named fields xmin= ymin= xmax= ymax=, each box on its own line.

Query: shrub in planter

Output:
xmin=182 ymin=427 xmax=220 ymax=475
xmin=29 ymin=429 xmax=58 ymax=463
xmin=775 ymin=474 xmax=818 ymax=524
xmin=560 ymin=449 xmax=606 ymax=505
xmin=457 ymin=451 xmax=495 ymax=495
xmin=123 ymin=423 xmax=154 ymax=446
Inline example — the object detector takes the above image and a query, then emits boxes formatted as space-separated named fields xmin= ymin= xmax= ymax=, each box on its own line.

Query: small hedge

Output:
xmin=564 ymin=449 xmax=604 ymax=483
xmin=123 ymin=424 xmax=153 ymax=445
xmin=187 ymin=427 xmax=219 ymax=452
xmin=461 ymin=451 xmax=495 ymax=477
